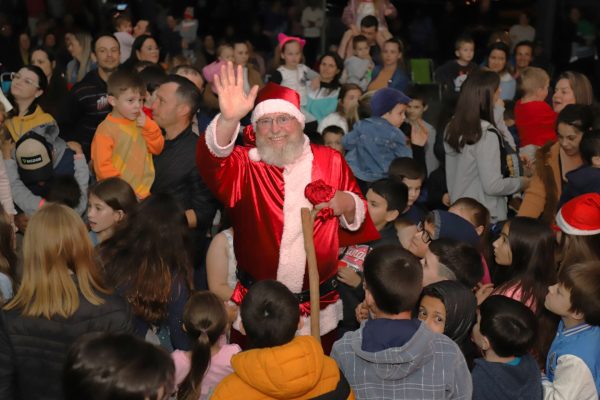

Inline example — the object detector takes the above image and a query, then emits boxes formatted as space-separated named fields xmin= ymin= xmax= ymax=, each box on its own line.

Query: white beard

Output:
xmin=255 ymin=132 xmax=305 ymax=167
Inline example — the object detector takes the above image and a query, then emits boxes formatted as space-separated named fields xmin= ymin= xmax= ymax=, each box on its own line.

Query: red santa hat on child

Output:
xmin=555 ymin=193 xmax=600 ymax=236
xmin=250 ymin=82 xmax=305 ymax=129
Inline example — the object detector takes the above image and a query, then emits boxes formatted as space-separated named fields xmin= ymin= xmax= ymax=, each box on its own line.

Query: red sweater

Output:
xmin=515 ymin=99 xmax=557 ymax=147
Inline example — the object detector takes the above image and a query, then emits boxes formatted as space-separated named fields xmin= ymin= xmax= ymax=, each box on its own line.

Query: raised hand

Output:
xmin=214 ymin=61 xmax=259 ymax=123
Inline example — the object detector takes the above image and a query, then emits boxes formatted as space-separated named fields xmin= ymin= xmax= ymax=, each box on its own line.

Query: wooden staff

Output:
xmin=301 ymin=207 xmax=320 ymax=342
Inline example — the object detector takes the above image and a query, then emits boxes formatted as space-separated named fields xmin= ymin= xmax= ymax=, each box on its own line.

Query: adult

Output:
xmin=509 ymin=13 xmax=535 ymax=52
xmin=65 ymin=32 xmax=94 ymax=87
xmin=485 ymin=42 xmax=516 ymax=101
xmin=518 ymin=104 xmax=595 ymax=223
xmin=368 ymin=38 xmax=410 ymax=92
xmin=513 ymin=40 xmax=534 ymax=79
xmin=338 ymin=15 xmax=390 ymax=65
xmin=30 ymin=46 xmax=68 ymax=119
xmin=444 ymin=70 xmax=527 ymax=223
xmin=17 ymin=31 xmax=31 ymax=68
xmin=304 ymin=52 xmax=343 ymax=131
xmin=122 ymin=34 xmax=160 ymax=70
xmin=196 ymin=63 xmax=374 ymax=351
xmin=5 ymin=65 xmax=53 ymax=142
xmin=58 ymin=34 xmax=120 ymax=160
xmin=151 ymin=75 xmax=219 ymax=289
xmin=551 ymin=71 xmax=594 ymax=113
xmin=0 ymin=204 xmax=131 ymax=400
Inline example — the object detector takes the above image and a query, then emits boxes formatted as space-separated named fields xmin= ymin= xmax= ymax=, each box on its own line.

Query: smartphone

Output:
xmin=116 ymin=3 xmax=127 ymax=11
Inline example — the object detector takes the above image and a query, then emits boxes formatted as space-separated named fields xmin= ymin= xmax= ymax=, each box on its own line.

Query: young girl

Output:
xmin=368 ymin=38 xmax=409 ymax=92
xmin=173 ymin=291 xmax=241 ymax=400
xmin=0 ymin=203 xmax=16 ymax=301
xmin=479 ymin=216 xmax=559 ymax=366
xmin=202 ymin=44 xmax=234 ymax=95
xmin=206 ymin=227 xmax=237 ymax=302
xmin=342 ymin=0 xmax=396 ymax=31
xmin=318 ymin=83 xmax=362 ymax=134
xmin=269 ymin=33 xmax=318 ymax=109
xmin=444 ymin=70 xmax=528 ymax=223
xmin=87 ymin=177 xmax=137 ymax=245
xmin=417 ymin=280 xmax=477 ymax=347
xmin=232 ymin=40 xmax=264 ymax=95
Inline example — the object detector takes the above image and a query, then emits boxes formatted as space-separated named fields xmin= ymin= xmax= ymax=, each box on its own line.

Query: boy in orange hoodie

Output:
xmin=211 ymin=280 xmax=355 ymax=400
xmin=91 ymin=69 xmax=164 ymax=198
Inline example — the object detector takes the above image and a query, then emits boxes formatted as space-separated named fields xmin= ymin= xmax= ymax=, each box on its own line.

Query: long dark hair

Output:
xmin=496 ymin=217 xmax=559 ymax=366
xmin=7 ymin=65 xmax=48 ymax=117
xmin=318 ymin=51 xmax=343 ymax=91
xmin=177 ymin=291 xmax=228 ymax=400
xmin=99 ymin=193 xmax=192 ymax=323
xmin=123 ymin=34 xmax=158 ymax=69
xmin=445 ymin=70 xmax=499 ymax=152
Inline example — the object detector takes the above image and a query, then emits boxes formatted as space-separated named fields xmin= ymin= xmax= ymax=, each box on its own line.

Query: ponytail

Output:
xmin=177 ymin=291 xmax=228 ymax=400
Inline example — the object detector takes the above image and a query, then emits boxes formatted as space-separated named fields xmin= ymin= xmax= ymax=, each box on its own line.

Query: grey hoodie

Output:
xmin=331 ymin=321 xmax=472 ymax=400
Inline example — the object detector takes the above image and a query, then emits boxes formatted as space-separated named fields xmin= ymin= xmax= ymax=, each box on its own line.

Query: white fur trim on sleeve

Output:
xmin=204 ymin=113 xmax=240 ymax=158
xmin=340 ymin=191 xmax=365 ymax=231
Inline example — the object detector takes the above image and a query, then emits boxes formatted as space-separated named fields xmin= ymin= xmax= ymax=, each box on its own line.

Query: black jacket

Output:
xmin=152 ymin=125 xmax=219 ymax=234
xmin=57 ymin=69 xmax=110 ymax=160
xmin=0 ymin=289 xmax=131 ymax=400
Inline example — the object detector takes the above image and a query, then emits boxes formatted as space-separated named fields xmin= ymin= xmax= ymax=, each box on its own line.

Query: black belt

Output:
xmin=236 ymin=267 xmax=339 ymax=304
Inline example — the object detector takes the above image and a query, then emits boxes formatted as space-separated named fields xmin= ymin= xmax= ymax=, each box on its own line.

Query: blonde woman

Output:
xmin=0 ymin=203 xmax=130 ymax=400
xmin=66 ymin=32 xmax=94 ymax=86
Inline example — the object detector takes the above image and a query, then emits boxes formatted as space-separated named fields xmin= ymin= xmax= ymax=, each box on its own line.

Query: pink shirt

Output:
xmin=172 ymin=340 xmax=241 ymax=399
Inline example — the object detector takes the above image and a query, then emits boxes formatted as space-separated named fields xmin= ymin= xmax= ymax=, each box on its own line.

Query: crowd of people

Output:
xmin=0 ymin=1 xmax=598 ymax=399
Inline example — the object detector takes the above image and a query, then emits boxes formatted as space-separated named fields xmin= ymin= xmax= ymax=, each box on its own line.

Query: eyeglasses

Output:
xmin=256 ymin=115 xmax=294 ymax=129
xmin=417 ymin=221 xmax=432 ymax=244
xmin=10 ymin=72 xmax=39 ymax=88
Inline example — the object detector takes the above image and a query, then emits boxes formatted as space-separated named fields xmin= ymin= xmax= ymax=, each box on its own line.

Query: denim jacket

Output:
xmin=343 ymin=116 xmax=412 ymax=182
xmin=371 ymin=65 xmax=410 ymax=92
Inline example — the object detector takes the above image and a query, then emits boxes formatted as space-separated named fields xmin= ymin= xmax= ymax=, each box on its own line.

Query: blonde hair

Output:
xmin=5 ymin=203 xmax=108 ymax=319
xmin=519 ymin=67 xmax=549 ymax=94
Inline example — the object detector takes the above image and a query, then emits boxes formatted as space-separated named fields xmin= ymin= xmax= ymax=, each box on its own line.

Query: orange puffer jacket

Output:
xmin=210 ymin=335 xmax=355 ymax=400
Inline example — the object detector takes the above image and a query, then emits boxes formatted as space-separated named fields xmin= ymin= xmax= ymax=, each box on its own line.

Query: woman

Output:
xmin=368 ymin=38 xmax=410 ymax=92
xmin=0 ymin=203 xmax=131 ymax=400
xmin=304 ymin=51 xmax=343 ymax=130
xmin=479 ymin=216 xmax=559 ymax=367
xmin=99 ymin=193 xmax=192 ymax=351
xmin=17 ymin=31 xmax=31 ymax=68
xmin=5 ymin=65 xmax=54 ymax=142
xmin=66 ymin=32 xmax=94 ymax=87
xmin=518 ymin=104 xmax=595 ymax=222
xmin=122 ymin=34 xmax=161 ymax=70
xmin=551 ymin=71 xmax=594 ymax=113
xmin=30 ymin=46 xmax=68 ymax=119
xmin=444 ymin=70 xmax=527 ymax=223
xmin=485 ymin=42 xmax=516 ymax=101
xmin=317 ymin=83 xmax=363 ymax=134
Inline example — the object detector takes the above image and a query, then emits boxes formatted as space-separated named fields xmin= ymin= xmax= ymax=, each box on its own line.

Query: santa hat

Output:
xmin=555 ymin=193 xmax=600 ymax=236
xmin=250 ymin=82 xmax=305 ymax=128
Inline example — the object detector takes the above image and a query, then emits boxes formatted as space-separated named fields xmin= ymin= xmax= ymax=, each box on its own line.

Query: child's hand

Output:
xmin=337 ymin=266 xmax=362 ymax=288
xmin=350 ymin=24 xmax=360 ymax=36
xmin=66 ymin=141 xmax=83 ymax=155
xmin=136 ymin=112 xmax=147 ymax=128
xmin=355 ymin=301 xmax=370 ymax=323
xmin=475 ymin=282 xmax=495 ymax=305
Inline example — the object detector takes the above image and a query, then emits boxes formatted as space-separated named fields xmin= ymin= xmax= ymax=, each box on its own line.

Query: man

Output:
xmin=152 ymin=75 xmax=219 ymax=289
xmin=197 ymin=63 xmax=375 ymax=351
xmin=58 ymin=34 xmax=120 ymax=160
xmin=513 ymin=40 xmax=534 ymax=79
xmin=338 ymin=15 xmax=390 ymax=64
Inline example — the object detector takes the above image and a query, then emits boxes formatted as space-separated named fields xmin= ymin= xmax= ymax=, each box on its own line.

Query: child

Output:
xmin=422 ymin=238 xmax=484 ymax=289
xmin=211 ymin=280 xmax=354 ymax=399
xmin=434 ymin=35 xmax=477 ymax=95
xmin=202 ymin=44 xmax=235 ymax=95
xmin=269 ymin=33 xmax=318 ymax=108
xmin=317 ymin=83 xmax=363 ymax=134
xmin=176 ymin=7 xmax=199 ymax=61
xmin=344 ymin=35 xmax=374 ymax=91
xmin=364 ymin=178 xmax=407 ymax=245
xmin=322 ymin=125 xmax=345 ymax=153
xmin=543 ymin=261 xmax=600 ymax=399
xmin=113 ymin=13 xmax=134 ymax=63
xmin=368 ymin=38 xmax=409 ymax=92
xmin=332 ymin=245 xmax=472 ymax=399
xmin=388 ymin=156 xmax=426 ymax=223
xmin=417 ymin=280 xmax=477 ymax=347
xmin=471 ymin=295 xmax=542 ymax=399
xmin=405 ymin=88 xmax=438 ymax=176
xmin=91 ymin=69 xmax=164 ymax=199
xmin=342 ymin=0 xmax=396 ymax=31
xmin=232 ymin=40 xmax=264 ymax=95
xmin=206 ymin=227 xmax=237 ymax=302
xmin=173 ymin=291 xmax=241 ymax=400
xmin=64 ymin=333 xmax=175 ymax=400
xmin=87 ymin=177 xmax=137 ymax=245
xmin=514 ymin=67 xmax=557 ymax=162
xmin=138 ymin=64 xmax=167 ymax=119
xmin=0 ymin=203 xmax=16 ymax=301
xmin=558 ymin=130 xmax=600 ymax=207
xmin=343 ymin=87 xmax=412 ymax=189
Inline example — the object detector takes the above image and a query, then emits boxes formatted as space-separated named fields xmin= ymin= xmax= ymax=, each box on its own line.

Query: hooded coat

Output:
xmin=472 ymin=353 xmax=542 ymax=400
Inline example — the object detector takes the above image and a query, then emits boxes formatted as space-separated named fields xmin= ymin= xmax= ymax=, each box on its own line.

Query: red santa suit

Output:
xmin=196 ymin=84 xmax=371 ymax=335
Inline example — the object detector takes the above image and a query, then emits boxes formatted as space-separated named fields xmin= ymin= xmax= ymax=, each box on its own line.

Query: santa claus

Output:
xmin=197 ymin=62 xmax=375 ymax=349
